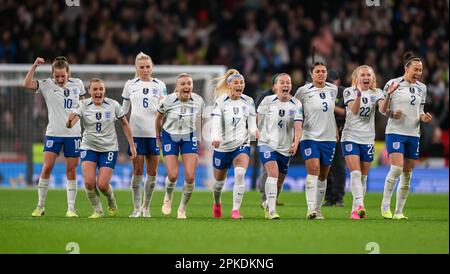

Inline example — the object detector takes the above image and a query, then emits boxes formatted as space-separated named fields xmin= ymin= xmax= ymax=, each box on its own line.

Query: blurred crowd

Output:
xmin=0 ymin=0 xmax=448 ymax=163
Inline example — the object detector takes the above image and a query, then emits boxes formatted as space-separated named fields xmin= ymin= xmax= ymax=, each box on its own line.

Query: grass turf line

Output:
xmin=0 ymin=189 xmax=448 ymax=254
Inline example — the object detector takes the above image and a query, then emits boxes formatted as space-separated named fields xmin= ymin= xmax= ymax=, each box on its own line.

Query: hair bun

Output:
xmin=54 ymin=56 xmax=68 ymax=62
xmin=403 ymin=51 xmax=414 ymax=61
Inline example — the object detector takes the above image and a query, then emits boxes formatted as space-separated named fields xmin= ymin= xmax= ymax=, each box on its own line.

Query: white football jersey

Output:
xmin=341 ymin=87 xmax=384 ymax=144
xmin=74 ymin=98 xmax=125 ymax=152
xmin=383 ymin=77 xmax=427 ymax=137
xmin=294 ymin=82 xmax=337 ymax=142
xmin=211 ymin=94 xmax=257 ymax=152
xmin=36 ymin=78 xmax=86 ymax=137
xmin=122 ymin=77 xmax=167 ymax=137
xmin=257 ymin=94 xmax=303 ymax=156
xmin=157 ymin=92 xmax=205 ymax=135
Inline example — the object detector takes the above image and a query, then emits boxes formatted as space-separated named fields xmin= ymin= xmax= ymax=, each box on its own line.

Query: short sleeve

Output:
xmin=158 ymin=97 xmax=167 ymax=114
xmin=161 ymin=82 xmax=168 ymax=96
xmin=121 ymin=80 xmax=131 ymax=100
xmin=376 ymin=88 xmax=385 ymax=103
xmin=294 ymin=86 xmax=304 ymax=103
xmin=115 ymin=100 xmax=126 ymax=119
xmin=200 ymin=97 xmax=206 ymax=115
xmin=73 ymin=101 xmax=84 ymax=116
xmin=36 ymin=78 xmax=51 ymax=94
xmin=257 ymin=96 xmax=268 ymax=115
xmin=421 ymin=85 xmax=427 ymax=104
xmin=343 ymin=88 xmax=355 ymax=105
xmin=77 ymin=79 xmax=87 ymax=96
xmin=248 ymin=98 xmax=256 ymax=116
xmin=331 ymin=84 xmax=338 ymax=99
xmin=294 ymin=99 xmax=303 ymax=121
xmin=211 ymin=97 xmax=223 ymax=117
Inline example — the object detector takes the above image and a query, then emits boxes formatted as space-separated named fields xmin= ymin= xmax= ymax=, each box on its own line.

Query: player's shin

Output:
xmin=67 ymin=179 xmax=77 ymax=211
xmin=232 ymin=167 xmax=246 ymax=210
xmin=305 ymin=174 xmax=318 ymax=211
xmin=37 ymin=177 xmax=50 ymax=208
xmin=85 ymin=187 xmax=103 ymax=213
xmin=265 ymin=177 xmax=278 ymax=213
xmin=395 ymin=171 xmax=412 ymax=214
xmin=350 ymin=170 xmax=363 ymax=211
xmin=316 ymin=179 xmax=327 ymax=210
xmin=143 ymin=175 xmax=156 ymax=208
xmin=213 ymin=178 xmax=226 ymax=204
xmin=179 ymin=181 xmax=195 ymax=210
xmin=131 ymin=175 xmax=143 ymax=211
xmin=382 ymin=165 xmax=402 ymax=211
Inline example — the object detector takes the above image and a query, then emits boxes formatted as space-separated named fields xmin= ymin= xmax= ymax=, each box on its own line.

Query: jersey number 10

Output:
xmin=64 ymin=99 xmax=72 ymax=109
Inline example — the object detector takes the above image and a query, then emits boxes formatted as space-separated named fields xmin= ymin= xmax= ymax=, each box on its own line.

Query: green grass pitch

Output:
xmin=0 ymin=189 xmax=448 ymax=254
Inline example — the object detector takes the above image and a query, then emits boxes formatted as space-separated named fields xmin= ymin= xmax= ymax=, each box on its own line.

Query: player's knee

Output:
xmin=266 ymin=167 xmax=278 ymax=178
xmin=184 ymin=173 xmax=195 ymax=184
xmin=167 ymin=173 xmax=178 ymax=183
xmin=308 ymin=166 xmax=320 ymax=176
xmin=234 ymin=167 xmax=246 ymax=184
xmin=350 ymin=170 xmax=362 ymax=180
xmin=97 ymin=183 xmax=109 ymax=192
xmin=133 ymin=167 xmax=144 ymax=176
xmin=84 ymin=180 xmax=96 ymax=190
xmin=41 ymin=164 xmax=53 ymax=177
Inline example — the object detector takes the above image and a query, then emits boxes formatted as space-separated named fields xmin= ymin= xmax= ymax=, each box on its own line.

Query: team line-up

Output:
xmin=23 ymin=51 xmax=433 ymax=220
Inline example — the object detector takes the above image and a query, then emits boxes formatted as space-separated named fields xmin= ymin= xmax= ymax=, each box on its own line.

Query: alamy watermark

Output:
xmin=66 ymin=241 xmax=80 ymax=254
xmin=365 ymin=0 xmax=380 ymax=6
xmin=365 ymin=242 xmax=380 ymax=254
xmin=65 ymin=0 xmax=80 ymax=7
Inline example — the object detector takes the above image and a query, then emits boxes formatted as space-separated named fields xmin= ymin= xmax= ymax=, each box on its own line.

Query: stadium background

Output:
xmin=0 ymin=0 xmax=448 ymax=192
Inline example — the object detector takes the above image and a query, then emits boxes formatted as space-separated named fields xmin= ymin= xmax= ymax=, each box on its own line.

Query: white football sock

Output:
xmin=143 ymin=175 xmax=156 ymax=208
xmin=350 ymin=170 xmax=363 ymax=211
xmin=316 ymin=179 xmax=327 ymax=210
xmin=67 ymin=179 xmax=77 ymax=211
xmin=213 ymin=178 xmax=226 ymax=205
xmin=85 ymin=188 xmax=103 ymax=213
xmin=232 ymin=167 xmax=246 ymax=211
xmin=265 ymin=177 xmax=278 ymax=213
xmin=100 ymin=185 xmax=116 ymax=209
xmin=179 ymin=181 xmax=195 ymax=211
xmin=37 ymin=177 xmax=50 ymax=208
xmin=395 ymin=171 xmax=412 ymax=214
xmin=164 ymin=176 xmax=176 ymax=201
xmin=131 ymin=175 xmax=143 ymax=210
xmin=305 ymin=174 xmax=318 ymax=211
xmin=381 ymin=165 xmax=402 ymax=211
xmin=361 ymin=175 xmax=368 ymax=198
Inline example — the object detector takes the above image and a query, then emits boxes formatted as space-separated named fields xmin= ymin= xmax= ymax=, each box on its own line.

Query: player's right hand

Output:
xmin=34 ymin=57 xmax=45 ymax=67
xmin=386 ymin=82 xmax=399 ymax=95
xmin=66 ymin=113 xmax=76 ymax=128
xmin=393 ymin=110 xmax=403 ymax=119
xmin=129 ymin=146 xmax=137 ymax=160
xmin=156 ymin=137 xmax=162 ymax=149
xmin=212 ymin=140 xmax=221 ymax=148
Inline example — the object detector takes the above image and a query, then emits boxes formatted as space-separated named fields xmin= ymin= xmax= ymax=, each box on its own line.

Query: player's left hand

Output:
xmin=289 ymin=143 xmax=299 ymax=155
xmin=129 ymin=145 xmax=137 ymax=160
xmin=420 ymin=112 xmax=433 ymax=123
